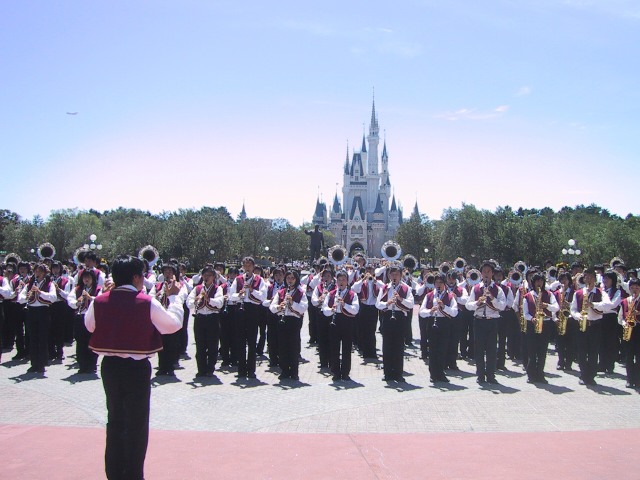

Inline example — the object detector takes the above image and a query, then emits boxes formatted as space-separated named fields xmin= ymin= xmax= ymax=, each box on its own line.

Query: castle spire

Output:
xmin=344 ymin=141 xmax=350 ymax=174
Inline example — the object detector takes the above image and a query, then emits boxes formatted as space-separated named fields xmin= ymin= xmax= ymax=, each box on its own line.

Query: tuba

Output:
xmin=514 ymin=261 xmax=528 ymax=277
xmin=509 ymin=270 xmax=523 ymax=286
xmin=4 ymin=252 xmax=21 ymax=265
xmin=317 ymin=256 xmax=329 ymax=268
xmin=37 ymin=242 xmax=56 ymax=260
xmin=403 ymin=254 xmax=418 ymax=272
xmin=328 ymin=245 xmax=348 ymax=266
xmin=138 ymin=245 xmax=160 ymax=267
xmin=438 ymin=262 xmax=452 ymax=276
xmin=381 ymin=241 xmax=402 ymax=261
xmin=453 ymin=257 xmax=466 ymax=272
xmin=466 ymin=269 xmax=481 ymax=286
xmin=423 ymin=271 xmax=436 ymax=290
xmin=351 ymin=253 xmax=367 ymax=268
xmin=610 ymin=256 xmax=625 ymax=269
xmin=546 ymin=266 xmax=558 ymax=282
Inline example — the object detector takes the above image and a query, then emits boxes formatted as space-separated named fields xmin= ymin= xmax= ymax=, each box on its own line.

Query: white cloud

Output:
xmin=516 ymin=86 xmax=532 ymax=96
xmin=435 ymin=105 xmax=510 ymax=121
xmin=377 ymin=41 xmax=422 ymax=58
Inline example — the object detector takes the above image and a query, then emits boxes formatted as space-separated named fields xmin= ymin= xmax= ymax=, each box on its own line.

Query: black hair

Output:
xmin=111 ymin=255 xmax=144 ymax=287
xmin=84 ymin=251 xmax=98 ymax=263
xmin=227 ymin=266 xmax=239 ymax=275
xmin=242 ymin=256 xmax=255 ymax=265
xmin=558 ymin=272 xmax=572 ymax=284
xmin=603 ymin=271 xmax=618 ymax=288
xmin=629 ymin=278 xmax=639 ymax=288
xmin=285 ymin=270 xmax=300 ymax=288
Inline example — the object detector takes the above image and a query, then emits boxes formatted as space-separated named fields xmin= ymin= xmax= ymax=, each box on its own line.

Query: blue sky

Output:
xmin=1 ymin=0 xmax=638 ymax=225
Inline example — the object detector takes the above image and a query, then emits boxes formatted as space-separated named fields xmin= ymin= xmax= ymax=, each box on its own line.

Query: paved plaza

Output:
xmin=1 ymin=308 xmax=639 ymax=478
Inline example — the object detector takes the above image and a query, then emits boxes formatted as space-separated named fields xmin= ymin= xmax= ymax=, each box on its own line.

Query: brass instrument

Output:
xmin=438 ymin=262 xmax=452 ymax=276
xmin=519 ymin=285 xmax=527 ymax=333
xmin=557 ymin=288 xmax=569 ymax=336
xmin=381 ymin=240 xmax=402 ymax=261
xmin=317 ymin=256 xmax=329 ymax=268
xmin=138 ymin=245 xmax=160 ymax=267
xmin=36 ymin=242 xmax=56 ymax=260
xmin=453 ymin=257 xmax=466 ymax=273
xmin=546 ymin=266 xmax=558 ymax=283
xmin=610 ymin=256 xmax=625 ymax=269
xmin=534 ymin=287 xmax=545 ymax=334
xmin=623 ymin=295 xmax=637 ymax=342
xmin=509 ymin=270 xmax=523 ymax=286
xmin=575 ymin=273 xmax=586 ymax=290
xmin=403 ymin=254 xmax=418 ymax=272
xmin=579 ymin=291 xmax=590 ymax=332
xmin=328 ymin=245 xmax=348 ymax=266
xmin=466 ymin=269 xmax=481 ymax=286
xmin=4 ymin=252 xmax=21 ymax=265
xmin=423 ymin=272 xmax=436 ymax=290
xmin=514 ymin=261 xmax=528 ymax=277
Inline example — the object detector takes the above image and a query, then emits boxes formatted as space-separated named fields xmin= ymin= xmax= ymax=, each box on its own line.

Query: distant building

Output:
xmin=313 ymin=99 xmax=414 ymax=257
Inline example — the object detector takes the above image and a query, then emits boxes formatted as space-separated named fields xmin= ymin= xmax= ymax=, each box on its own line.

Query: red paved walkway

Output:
xmin=2 ymin=424 xmax=635 ymax=479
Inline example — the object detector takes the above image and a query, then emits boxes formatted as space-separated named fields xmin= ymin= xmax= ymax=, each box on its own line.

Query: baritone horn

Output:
xmin=138 ymin=245 xmax=160 ymax=267
xmin=403 ymin=254 xmax=418 ymax=272
xmin=37 ymin=242 xmax=56 ymax=260
xmin=381 ymin=241 xmax=402 ymax=261
xmin=328 ymin=245 xmax=348 ymax=266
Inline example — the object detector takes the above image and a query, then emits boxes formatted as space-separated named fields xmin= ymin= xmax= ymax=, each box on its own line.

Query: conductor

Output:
xmin=85 ymin=255 xmax=184 ymax=480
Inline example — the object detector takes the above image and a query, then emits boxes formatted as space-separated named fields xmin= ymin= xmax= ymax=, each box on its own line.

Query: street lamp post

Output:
xmin=88 ymin=234 xmax=103 ymax=252
xmin=562 ymin=239 xmax=581 ymax=261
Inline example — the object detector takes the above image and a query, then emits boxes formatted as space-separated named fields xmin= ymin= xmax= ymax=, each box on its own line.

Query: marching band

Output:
xmin=0 ymin=242 xmax=639 ymax=390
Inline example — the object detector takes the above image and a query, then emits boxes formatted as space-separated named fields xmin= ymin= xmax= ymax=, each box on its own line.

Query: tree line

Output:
xmin=0 ymin=203 xmax=638 ymax=270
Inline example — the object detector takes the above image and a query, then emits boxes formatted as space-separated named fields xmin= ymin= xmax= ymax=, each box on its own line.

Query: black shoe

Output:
xmin=439 ymin=375 xmax=450 ymax=383
xmin=626 ymin=382 xmax=636 ymax=388
xmin=538 ymin=378 xmax=549 ymax=384
xmin=221 ymin=361 xmax=231 ymax=367
xmin=496 ymin=365 xmax=507 ymax=371
xmin=342 ymin=376 xmax=351 ymax=382
xmin=397 ymin=377 xmax=406 ymax=383
xmin=487 ymin=377 xmax=499 ymax=385
xmin=477 ymin=377 xmax=486 ymax=385
xmin=332 ymin=375 xmax=341 ymax=381
xmin=236 ymin=372 xmax=247 ymax=379
xmin=579 ymin=379 xmax=586 ymax=386
xmin=246 ymin=372 xmax=256 ymax=379
xmin=26 ymin=366 xmax=37 ymax=373
xmin=586 ymin=379 xmax=597 ymax=386
xmin=448 ymin=365 xmax=460 ymax=371
xmin=557 ymin=363 xmax=565 ymax=370
xmin=527 ymin=378 xmax=536 ymax=384
xmin=278 ymin=373 xmax=289 ymax=380
xmin=290 ymin=375 xmax=299 ymax=381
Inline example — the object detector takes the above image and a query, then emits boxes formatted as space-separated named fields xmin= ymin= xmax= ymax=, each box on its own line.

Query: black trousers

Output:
xmin=26 ymin=306 xmax=51 ymax=370
xmin=236 ymin=303 xmax=259 ymax=376
xmin=507 ymin=310 xmax=522 ymax=360
xmin=101 ymin=356 xmax=151 ymax=480
xmin=418 ymin=316 xmax=432 ymax=360
xmin=316 ymin=307 xmax=331 ymax=368
xmin=625 ymin=327 xmax=640 ymax=385
xmin=277 ymin=315 xmax=302 ymax=378
xmin=74 ymin=314 xmax=98 ymax=372
xmin=556 ymin=318 xmax=579 ymax=369
xmin=266 ymin=310 xmax=280 ymax=365
xmin=307 ymin=298 xmax=318 ymax=343
xmin=497 ymin=310 xmax=515 ymax=368
xmin=473 ymin=317 xmax=498 ymax=380
xmin=404 ymin=308 xmax=414 ymax=344
xmin=11 ymin=302 xmax=28 ymax=355
xmin=329 ymin=313 xmax=352 ymax=378
xmin=526 ymin=320 xmax=552 ymax=380
xmin=194 ymin=314 xmax=220 ymax=374
xmin=49 ymin=301 xmax=67 ymax=359
xmin=578 ymin=320 xmax=602 ymax=383
xmin=599 ymin=313 xmax=619 ymax=372
xmin=0 ymin=303 xmax=4 ymax=351
xmin=357 ymin=304 xmax=378 ymax=358
xmin=459 ymin=309 xmax=474 ymax=358
xmin=382 ymin=310 xmax=405 ymax=380
xmin=157 ymin=332 xmax=179 ymax=374
xmin=256 ymin=306 xmax=268 ymax=355
xmin=178 ymin=301 xmax=190 ymax=355
xmin=428 ymin=317 xmax=451 ymax=379
xmin=446 ymin=311 xmax=463 ymax=368
xmin=218 ymin=308 xmax=234 ymax=364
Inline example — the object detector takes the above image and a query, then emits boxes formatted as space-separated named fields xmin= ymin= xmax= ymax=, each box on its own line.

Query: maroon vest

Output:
xmin=194 ymin=283 xmax=218 ymax=312
xmin=27 ymin=276 xmax=53 ymax=305
xmin=89 ymin=288 xmax=162 ymax=355
xmin=525 ymin=290 xmax=552 ymax=318
xmin=473 ymin=283 xmax=501 ymax=311
xmin=0 ymin=275 xmax=4 ymax=300
xmin=575 ymin=288 xmax=604 ymax=315
xmin=358 ymin=280 xmax=379 ymax=301
xmin=620 ymin=297 xmax=639 ymax=322
xmin=381 ymin=283 xmax=411 ymax=312
xmin=277 ymin=286 xmax=305 ymax=305
xmin=425 ymin=290 xmax=454 ymax=318
xmin=74 ymin=283 xmax=101 ymax=313
xmin=235 ymin=274 xmax=262 ymax=303
xmin=327 ymin=288 xmax=356 ymax=317
xmin=52 ymin=276 xmax=69 ymax=300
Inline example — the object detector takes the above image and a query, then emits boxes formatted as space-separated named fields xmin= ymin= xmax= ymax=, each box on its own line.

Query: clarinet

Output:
xmin=279 ymin=284 xmax=290 ymax=324
xmin=389 ymin=282 xmax=399 ymax=320
xmin=331 ymin=288 xmax=342 ymax=326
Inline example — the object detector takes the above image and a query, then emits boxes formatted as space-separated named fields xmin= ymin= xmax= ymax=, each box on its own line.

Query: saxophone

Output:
xmin=519 ymin=285 xmax=527 ymax=333
xmin=557 ymin=288 xmax=569 ymax=336
xmin=534 ymin=287 xmax=545 ymax=334
xmin=623 ymin=295 xmax=637 ymax=342
xmin=579 ymin=291 xmax=590 ymax=333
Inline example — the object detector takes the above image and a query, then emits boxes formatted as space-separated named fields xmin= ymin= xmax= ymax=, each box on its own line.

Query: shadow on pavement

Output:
xmin=588 ymin=384 xmax=632 ymax=396
xmin=331 ymin=379 xmax=364 ymax=391
xmin=152 ymin=375 xmax=182 ymax=387
xmin=429 ymin=382 xmax=467 ymax=392
xmin=61 ymin=372 xmax=100 ymax=384
xmin=384 ymin=380 xmax=422 ymax=392
xmin=274 ymin=379 xmax=311 ymax=390
xmin=535 ymin=383 xmax=573 ymax=394
xmin=186 ymin=375 xmax=223 ymax=388
xmin=9 ymin=372 xmax=47 ymax=383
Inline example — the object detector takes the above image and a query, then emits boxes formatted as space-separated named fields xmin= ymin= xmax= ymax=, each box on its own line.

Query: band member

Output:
xmin=229 ymin=257 xmax=267 ymax=379
xmin=151 ymin=262 xmax=188 ymax=376
xmin=49 ymin=261 xmax=71 ymax=362
xmin=415 ymin=268 xmax=435 ymax=360
xmin=522 ymin=272 xmax=559 ymax=383
xmin=262 ymin=267 xmax=285 ymax=367
xmin=301 ymin=264 xmax=320 ymax=345
xmin=18 ymin=263 xmax=57 ymax=373
xmin=177 ymin=262 xmax=194 ymax=360
xmin=311 ymin=268 xmax=335 ymax=370
xmin=0 ymin=266 xmax=13 ymax=362
xmin=376 ymin=263 xmax=414 ymax=382
xmin=351 ymin=265 xmax=384 ymax=360
xmin=618 ymin=278 xmax=639 ymax=388
xmin=67 ymin=268 xmax=101 ymax=373
xmin=253 ymin=265 xmax=268 ymax=356
xmin=85 ymin=255 xmax=183 ymax=480
xmin=445 ymin=270 xmax=467 ymax=370
xmin=270 ymin=270 xmax=308 ymax=380
xmin=570 ymin=267 xmax=612 ymax=386
xmin=187 ymin=265 xmax=223 ymax=377
xmin=419 ymin=274 xmax=458 ymax=383
xmin=9 ymin=261 xmax=31 ymax=360
xmin=466 ymin=261 xmax=507 ymax=385
xmin=219 ymin=267 xmax=238 ymax=367
xmin=75 ymin=252 xmax=105 ymax=289
xmin=494 ymin=267 xmax=515 ymax=371
xmin=599 ymin=271 xmax=623 ymax=374
xmin=322 ymin=270 xmax=359 ymax=381
xmin=555 ymin=272 xmax=577 ymax=370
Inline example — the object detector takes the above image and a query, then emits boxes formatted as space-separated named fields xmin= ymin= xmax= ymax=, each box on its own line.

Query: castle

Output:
xmin=312 ymin=99 xmax=407 ymax=257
